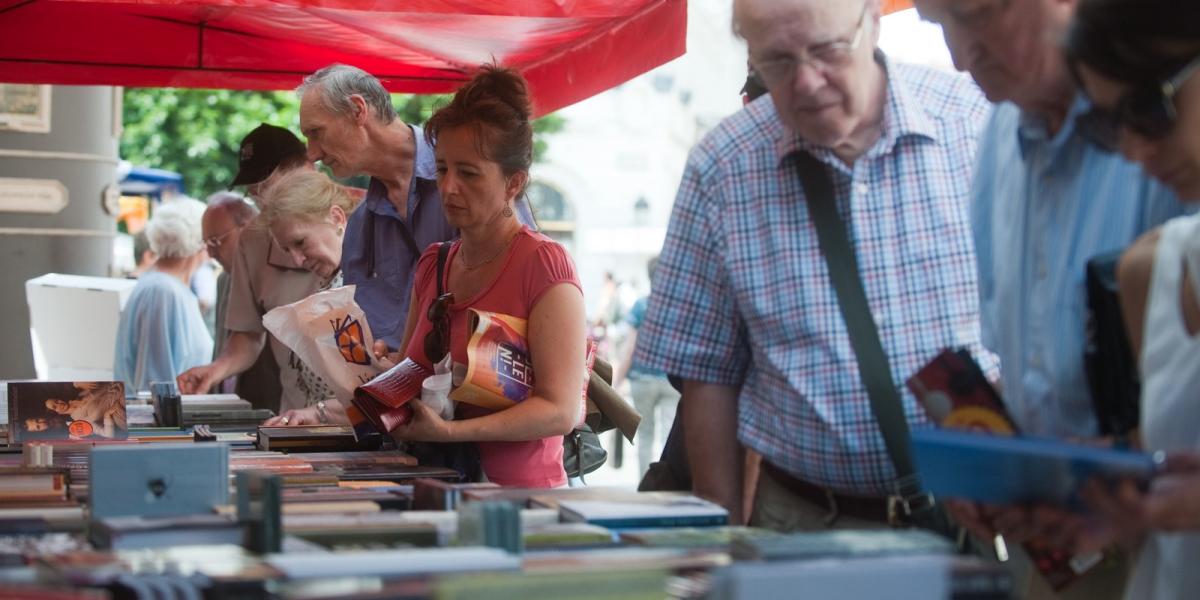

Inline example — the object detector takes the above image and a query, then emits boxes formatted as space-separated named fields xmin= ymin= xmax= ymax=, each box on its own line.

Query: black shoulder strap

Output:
xmin=398 ymin=222 xmax=421 ymax=260
xmin=793 ymin=150 xmax=922 ymax=499
xmin=364 ymin=202 xmax=422 ymax=280
xmin=436 ymin=241 xmax=451 ymax=297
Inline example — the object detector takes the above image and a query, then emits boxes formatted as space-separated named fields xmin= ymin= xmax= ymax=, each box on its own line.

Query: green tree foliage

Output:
xmin=120 ymin=88 xmax=565 ymax=198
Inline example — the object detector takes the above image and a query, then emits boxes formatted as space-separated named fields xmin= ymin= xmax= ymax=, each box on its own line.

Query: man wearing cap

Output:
xmin=177 ymin=123 xmax=322 ymax=413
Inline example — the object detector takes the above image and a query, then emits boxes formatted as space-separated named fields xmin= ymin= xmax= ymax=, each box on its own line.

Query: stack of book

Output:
xmin=179 ymin=394 xmax=267 ymax=429
xmin=0 ymin=467 xmax=70 ymax=507
xmin=256 ymin=425 xmax=373 ymax=452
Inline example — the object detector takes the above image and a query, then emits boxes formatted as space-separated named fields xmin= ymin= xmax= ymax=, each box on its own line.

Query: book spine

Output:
xmin=589 ymin=515 xmax=729 ymax=529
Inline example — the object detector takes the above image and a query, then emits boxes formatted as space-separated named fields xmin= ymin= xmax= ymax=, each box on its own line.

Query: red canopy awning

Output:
xmin=0 ymin=0 xmax=687 ymax=115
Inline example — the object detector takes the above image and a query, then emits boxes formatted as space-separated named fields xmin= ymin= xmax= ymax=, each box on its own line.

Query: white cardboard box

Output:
xmin=25 ymin=273 xmax=137 ymax=381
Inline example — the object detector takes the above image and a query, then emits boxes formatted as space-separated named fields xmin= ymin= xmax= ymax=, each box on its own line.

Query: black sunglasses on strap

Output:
xmin=423 ymin=292 xmax=454 ymax=362
xmin=1078 ymin=54 xmax=1200 ymax=152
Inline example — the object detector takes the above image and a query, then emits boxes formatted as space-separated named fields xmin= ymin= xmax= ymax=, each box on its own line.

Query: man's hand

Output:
xmin=177 ymin=363 xmax=224 ymax=394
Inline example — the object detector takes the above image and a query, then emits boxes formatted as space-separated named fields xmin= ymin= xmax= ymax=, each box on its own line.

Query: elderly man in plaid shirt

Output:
xmin=635 ymin=0 xmax=995 ymax=530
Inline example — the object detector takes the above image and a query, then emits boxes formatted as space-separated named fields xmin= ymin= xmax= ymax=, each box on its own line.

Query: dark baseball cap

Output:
xmin=229 ymin=123 xmax=307 ymax=188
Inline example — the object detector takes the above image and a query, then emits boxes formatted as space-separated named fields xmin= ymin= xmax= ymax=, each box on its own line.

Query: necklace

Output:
xmin=459 ymin=231 xmax=518 ymax=271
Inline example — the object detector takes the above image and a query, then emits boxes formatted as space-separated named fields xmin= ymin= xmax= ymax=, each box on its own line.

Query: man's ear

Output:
xmin=349 ymin=94 xmax=370 ymax=126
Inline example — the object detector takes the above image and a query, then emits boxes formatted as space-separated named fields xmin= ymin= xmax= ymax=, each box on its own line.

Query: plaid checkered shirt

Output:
xmin=634 ymin=60 xmax=997 ymax=497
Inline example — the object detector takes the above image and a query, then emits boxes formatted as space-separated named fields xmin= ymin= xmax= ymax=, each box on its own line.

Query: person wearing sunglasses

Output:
xmin=913 ymin=0 xmax=1188 ymax=593
xmin=1006 ymin=2 xmax=1200 ymax=599
xmin=380 ymin=65 xmax=585 ymax=489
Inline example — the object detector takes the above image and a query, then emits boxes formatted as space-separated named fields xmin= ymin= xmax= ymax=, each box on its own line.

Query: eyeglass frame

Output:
xmin=423 ymin=292 xmax=455 ymax=362
xmin=203 ymin=224 xmax=246 ymax=250
xmin=1076 ymin=53 xmax=1200 ymax=153
xmin=750 ymin=3 xmax=871 ymax=88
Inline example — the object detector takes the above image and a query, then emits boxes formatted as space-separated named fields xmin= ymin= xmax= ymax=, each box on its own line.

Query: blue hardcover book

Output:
xmin=89 ymin=443 xmax=229 ymax=520
xmin=911 ymin=428 xmax=1160 ymax=509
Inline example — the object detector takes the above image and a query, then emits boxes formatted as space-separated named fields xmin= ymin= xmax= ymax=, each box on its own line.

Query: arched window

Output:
xmin=525 ymin=181 xmax=575 ymax=250
xmin=527 ymin=181 xmax=573 ymax=224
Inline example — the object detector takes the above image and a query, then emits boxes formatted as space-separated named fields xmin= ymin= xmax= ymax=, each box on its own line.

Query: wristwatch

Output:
xmin=315 ymin=400 xmax=329 ymax=424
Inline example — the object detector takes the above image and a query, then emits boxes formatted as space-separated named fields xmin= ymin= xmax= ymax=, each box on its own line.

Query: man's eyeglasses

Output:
xmin=423 ymin=293 xmax=454 ymax=361
xmin=1077 ymin=54 xmax=1200 ymax=153
xmin=751 ymin=4 xmax=870 ymax=87
xmin=203 ymin=225 xmax=244 ymax=250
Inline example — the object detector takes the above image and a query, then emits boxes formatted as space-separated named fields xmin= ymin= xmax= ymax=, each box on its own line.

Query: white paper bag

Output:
xmin=420 ymin=353 xmax=455 ymax=421
xmin=263 ymin=285 xmax=382 ymax=402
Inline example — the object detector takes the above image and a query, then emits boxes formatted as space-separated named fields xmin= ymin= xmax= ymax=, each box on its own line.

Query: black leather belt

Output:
xmin=762 ymin=461 xmax=893 ymax=524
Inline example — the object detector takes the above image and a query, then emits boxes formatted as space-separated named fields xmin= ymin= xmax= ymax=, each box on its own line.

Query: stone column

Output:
xmin=0 ymin=85 xmax=119 ymax=379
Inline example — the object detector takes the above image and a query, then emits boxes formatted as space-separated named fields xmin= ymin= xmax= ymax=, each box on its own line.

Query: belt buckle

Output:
xmin=886 ymin=491 xmax=935 ymax=527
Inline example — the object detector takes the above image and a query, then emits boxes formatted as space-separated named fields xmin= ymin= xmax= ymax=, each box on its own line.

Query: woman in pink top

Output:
xmin=388 ymin=65 xmax=586 ymax=488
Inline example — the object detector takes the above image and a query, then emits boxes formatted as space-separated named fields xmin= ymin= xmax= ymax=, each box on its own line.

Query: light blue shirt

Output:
xmin=114 ymin=271 xmax=214 ymax=395
xmin=972 ymin=98 xmax=1187 ymax=437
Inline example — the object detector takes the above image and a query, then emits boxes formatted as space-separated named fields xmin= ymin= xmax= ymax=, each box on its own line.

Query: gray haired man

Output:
xmin=297 ymin=64 xmax=455 ymax=356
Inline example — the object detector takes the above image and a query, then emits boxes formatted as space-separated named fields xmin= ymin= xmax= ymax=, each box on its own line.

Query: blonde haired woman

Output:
xmin=254 ymin=168 xmax=361 ymax=417
xmin=256 ymin=168 xmax=359 ymax=287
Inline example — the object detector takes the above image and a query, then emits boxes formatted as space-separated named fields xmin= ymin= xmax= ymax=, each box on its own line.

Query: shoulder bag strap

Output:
xmin=436 ymin=241 xmax=450 ymax=297
xmin=793 ymin=151 xmax=928 ymax=510
xmin=398 ymin=221 xmax=422 ymax=261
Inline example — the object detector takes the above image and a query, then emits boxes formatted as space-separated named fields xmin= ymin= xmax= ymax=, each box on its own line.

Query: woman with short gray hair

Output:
xmin=114 ymin=198 xmax=214 ymax=395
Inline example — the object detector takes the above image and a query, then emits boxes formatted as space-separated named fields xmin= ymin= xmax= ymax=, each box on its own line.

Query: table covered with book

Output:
xmin=0 ymin=380 xmax=1016 ymax=600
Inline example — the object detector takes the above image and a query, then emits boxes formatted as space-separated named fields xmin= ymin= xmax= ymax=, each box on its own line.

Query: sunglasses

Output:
xmin=1078 ymin=54 xmax=1200 ymax=152
xmin=423 ymin=293 xmax=454 ymax=362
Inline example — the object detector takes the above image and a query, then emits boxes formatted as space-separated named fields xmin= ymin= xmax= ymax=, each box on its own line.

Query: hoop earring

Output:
xmin=502 ymin=202 xmax=514 ymax=218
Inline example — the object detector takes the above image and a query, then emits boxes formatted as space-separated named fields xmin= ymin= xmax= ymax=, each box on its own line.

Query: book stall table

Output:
xmin=0 ymin=383 xmax=1014 ymax=599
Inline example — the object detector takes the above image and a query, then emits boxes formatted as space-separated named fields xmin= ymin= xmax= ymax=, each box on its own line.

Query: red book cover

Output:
xmin=350 ymin=358 xmax=430 ymax=437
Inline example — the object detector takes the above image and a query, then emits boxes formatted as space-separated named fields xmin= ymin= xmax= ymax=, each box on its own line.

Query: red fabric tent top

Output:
xmin=0 ymin=0 xmax=686 ymax=115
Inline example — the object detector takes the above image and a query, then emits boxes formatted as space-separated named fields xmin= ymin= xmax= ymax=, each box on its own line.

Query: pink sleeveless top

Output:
xmin=405 ymin=227 xmax=580 ymax=488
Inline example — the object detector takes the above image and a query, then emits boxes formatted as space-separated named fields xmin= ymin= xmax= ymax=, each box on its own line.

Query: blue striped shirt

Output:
xmin=972 ymin=99 xmax=1187 ymax=437
xmin=635 ymin=60 xmax=995 ymax=496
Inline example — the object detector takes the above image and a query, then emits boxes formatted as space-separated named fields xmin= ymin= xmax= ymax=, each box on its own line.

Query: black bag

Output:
xmin=637 ymin=389 xmax=691 ymax=492
xmin=406 ymin=242 xmax=483 ymax=482
xmin=1084 ymin=251 xmax=1141 ymax=436
xmin=427 ymin=242 xmax=609 ymax=481
xmin=563 ymin=423 xmax=607 ymax=479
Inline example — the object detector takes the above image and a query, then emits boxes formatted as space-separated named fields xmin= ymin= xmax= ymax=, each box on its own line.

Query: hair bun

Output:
xmin=462 ymin=65 xmax=532 ymax=122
